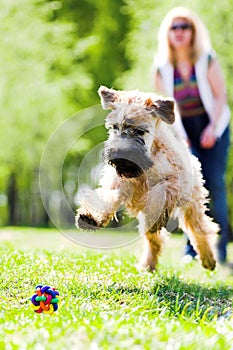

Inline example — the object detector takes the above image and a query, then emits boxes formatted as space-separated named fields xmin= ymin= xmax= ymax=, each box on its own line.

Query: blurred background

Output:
xmin=0 ymin=0 xmax=232 ymax=233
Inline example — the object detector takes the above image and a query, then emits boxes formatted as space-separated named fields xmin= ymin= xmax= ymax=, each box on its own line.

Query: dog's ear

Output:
xmin=144 ymin=97 xmax=175 ymax=124
xmin=98 ymin=86 xmax=119 ymax=110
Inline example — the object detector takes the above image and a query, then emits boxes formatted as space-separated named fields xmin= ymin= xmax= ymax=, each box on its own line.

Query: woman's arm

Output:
xmin=208 ymin=58 xmax=227 ymax=126
xmin=200 ymin=58 xmax=227 ymax=148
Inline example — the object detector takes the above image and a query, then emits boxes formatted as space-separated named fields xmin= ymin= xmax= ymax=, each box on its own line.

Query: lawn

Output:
xmin=0 ymin=227 xmax=233 ymax=349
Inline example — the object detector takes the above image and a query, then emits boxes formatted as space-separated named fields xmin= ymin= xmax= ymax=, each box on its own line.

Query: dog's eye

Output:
xmin=134 ymin=128 xmax=146 ymax=136
xmin=112 ymin=124 xmax=119 ymax=130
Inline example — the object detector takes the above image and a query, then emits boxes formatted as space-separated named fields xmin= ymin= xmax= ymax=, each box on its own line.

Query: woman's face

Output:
xmin=168 ymin=17 xmax=193 ymax=50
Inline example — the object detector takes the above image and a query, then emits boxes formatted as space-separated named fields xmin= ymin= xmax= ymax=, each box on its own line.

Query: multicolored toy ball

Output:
xmin=30 ymin=285 xmax=60 ymax=314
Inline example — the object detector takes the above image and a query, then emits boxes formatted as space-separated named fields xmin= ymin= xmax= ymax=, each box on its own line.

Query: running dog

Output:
xmin=76 ymin=86 xmax=218 ymax=271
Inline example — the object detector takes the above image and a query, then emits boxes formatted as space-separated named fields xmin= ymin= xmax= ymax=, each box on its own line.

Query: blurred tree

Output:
xmin=0 ymin=0 xmax=131 ymax=226
xmin=52 ymin=0 xmax=131 ymax=100
xmin=0 ymin=0 xmax=92 ymax=225
xmin=50 ymin=0 xmax=132 ymax=223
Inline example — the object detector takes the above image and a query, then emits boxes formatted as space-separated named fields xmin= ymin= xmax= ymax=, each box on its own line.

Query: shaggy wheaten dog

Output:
xmin=76 ymin=86 xmax=218 ymax=271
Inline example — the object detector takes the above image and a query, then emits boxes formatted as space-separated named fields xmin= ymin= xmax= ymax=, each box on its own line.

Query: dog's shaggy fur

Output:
xmin=76 ymin=86 xmax=218 ymax=271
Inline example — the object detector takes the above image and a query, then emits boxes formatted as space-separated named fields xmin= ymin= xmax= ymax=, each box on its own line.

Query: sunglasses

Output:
xmin=170 ymin=23 xmax=192 ymax=31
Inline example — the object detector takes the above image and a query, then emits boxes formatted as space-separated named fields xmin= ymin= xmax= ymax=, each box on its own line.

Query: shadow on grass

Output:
xmin=75 ymin=274 xmax=233 ymax=321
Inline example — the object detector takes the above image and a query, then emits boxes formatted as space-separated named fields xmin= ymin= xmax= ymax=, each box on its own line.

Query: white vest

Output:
xmin=156 ymin=52 xmax=230 ymax=138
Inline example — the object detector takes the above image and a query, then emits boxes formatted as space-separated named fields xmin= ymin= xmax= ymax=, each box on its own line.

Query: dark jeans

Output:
xmin=185 ymin=126 xmax=230 ymax=262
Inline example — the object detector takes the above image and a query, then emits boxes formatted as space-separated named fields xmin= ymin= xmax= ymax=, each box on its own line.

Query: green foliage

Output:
xmin=0 ymin=0 xmax=232 ymax=228
xmin=0 ymin=0 xmax=89 ymax=224
xmin=1 ymin=228 xmax=233 ymax=349
xmin=0 ymin=0 xmax=131 ymax=226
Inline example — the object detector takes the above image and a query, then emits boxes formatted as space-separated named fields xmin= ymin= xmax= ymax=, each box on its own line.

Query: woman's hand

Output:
xmin=200 ymin=123 xmax=216 ymax=149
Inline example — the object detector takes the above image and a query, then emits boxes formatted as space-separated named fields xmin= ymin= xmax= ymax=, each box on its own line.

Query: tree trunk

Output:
xmin=7 ymin=173 xmax=17 ymax=225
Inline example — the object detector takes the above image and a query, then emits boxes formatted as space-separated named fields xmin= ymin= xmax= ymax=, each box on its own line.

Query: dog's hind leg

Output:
xmin=178 ymin=199 xmax=218 ymax=270
xmin=177 ymin=155 xmax=219 ymax=270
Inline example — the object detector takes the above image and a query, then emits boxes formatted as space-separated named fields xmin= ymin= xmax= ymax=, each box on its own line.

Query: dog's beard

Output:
xmin=103 ymin=140 xmax=153 ymax=178
xmin=109 ymin=157 xmax=143 ymax=178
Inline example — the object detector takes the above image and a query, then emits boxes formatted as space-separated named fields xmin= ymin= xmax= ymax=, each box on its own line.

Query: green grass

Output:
xmin=1 ymin=227 xmax=233 ymax=349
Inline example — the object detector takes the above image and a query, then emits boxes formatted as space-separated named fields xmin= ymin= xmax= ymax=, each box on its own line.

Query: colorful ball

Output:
xmin=30 ymin=285 xmax=60 ymax=314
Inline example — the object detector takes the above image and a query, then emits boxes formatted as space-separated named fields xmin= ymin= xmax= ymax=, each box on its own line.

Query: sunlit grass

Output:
xmin=0 ymin=227 xmax=233 ymax=349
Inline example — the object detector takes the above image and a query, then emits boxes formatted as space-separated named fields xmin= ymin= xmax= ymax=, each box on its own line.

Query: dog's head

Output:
xmin=98 ymin=86 xmax=175 ymax=178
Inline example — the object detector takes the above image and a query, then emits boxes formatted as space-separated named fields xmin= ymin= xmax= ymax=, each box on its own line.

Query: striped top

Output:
xmin=174 ymin=66 xmax=206 ymax=118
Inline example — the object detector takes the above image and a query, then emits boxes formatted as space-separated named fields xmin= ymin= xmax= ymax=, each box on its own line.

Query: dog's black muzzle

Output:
xmin=103 ymin=139 xmax=153 ymax=178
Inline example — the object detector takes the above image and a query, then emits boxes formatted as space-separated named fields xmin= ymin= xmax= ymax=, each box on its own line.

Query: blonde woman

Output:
xmin=153 ymin=7 xmax=231 ymax=263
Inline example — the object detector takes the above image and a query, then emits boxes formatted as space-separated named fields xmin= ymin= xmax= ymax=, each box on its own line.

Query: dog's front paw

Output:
xmin=76 ymin=213 xmax=99 ymax=231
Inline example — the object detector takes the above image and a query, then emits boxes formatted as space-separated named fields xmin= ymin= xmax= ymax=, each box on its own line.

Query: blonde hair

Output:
xmin=157 ymin=7 xmax=211 ymax=65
